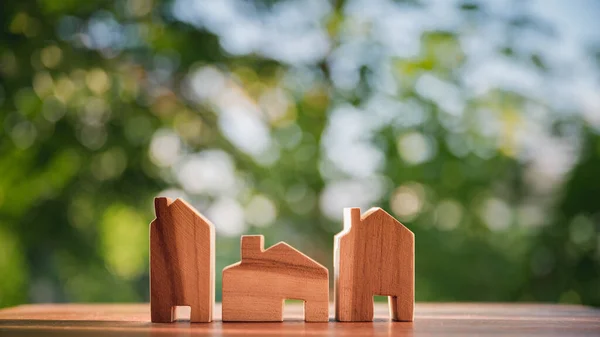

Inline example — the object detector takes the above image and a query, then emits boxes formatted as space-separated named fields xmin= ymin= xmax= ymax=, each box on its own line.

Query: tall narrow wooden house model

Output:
xmin=334 ymin=207 xmax=414 ymax=322
xmin=150 ymin=197 xmax=215 ymax=323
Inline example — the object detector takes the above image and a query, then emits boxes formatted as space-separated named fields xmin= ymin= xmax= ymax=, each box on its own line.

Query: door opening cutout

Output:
xmin=173 ymin=306 xmax=191 ymax=322
xmin=284 ymin=299 xmax=305 ymax=320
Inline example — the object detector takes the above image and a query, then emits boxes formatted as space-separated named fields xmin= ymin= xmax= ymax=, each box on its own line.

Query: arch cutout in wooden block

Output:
xmin=334 ymin=207 xmax=414 ymax=322
xmin=222 ymin=235 xmax=329 ymax=322
xmin=150 ymin=197 xmax=215 ymax=323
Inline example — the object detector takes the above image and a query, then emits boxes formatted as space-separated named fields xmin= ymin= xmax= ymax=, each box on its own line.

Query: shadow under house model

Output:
xmin=150 ymin=197 xmax=215 ymax=323
xmin=334 ymin=207 xmax=414 ymax=322
xmin=222 ymin=235 xmax=329 ymax=322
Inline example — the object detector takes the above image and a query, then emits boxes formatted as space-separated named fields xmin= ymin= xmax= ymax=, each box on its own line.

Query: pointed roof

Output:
xmin=224 ymin=236 xmax=328 ymax=276
xmin=261 ymin=242 xmax=325 ymax=270
xmin=170 ymin=198 xmax=214 ymax=226
xmin=361 ymin=207 xmax=413 ymax=235
xmin=153 ymin=197 xmax=215 ymax=230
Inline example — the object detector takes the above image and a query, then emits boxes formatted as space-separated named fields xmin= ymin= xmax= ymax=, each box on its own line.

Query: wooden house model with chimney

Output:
xmin=150 ymin=197 xmax=215 ymax=323
xmin=334 ymin=207 xmax=414 ymax=322
xmin=222 ymin=235 xmax=329 ymax=322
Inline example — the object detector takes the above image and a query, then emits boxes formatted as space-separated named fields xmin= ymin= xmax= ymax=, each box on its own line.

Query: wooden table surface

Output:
xmin=0 ymin=303 xmax=599 ymax=336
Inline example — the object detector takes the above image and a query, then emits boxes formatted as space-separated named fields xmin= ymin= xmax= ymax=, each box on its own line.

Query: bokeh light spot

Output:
xmin=397 ymin=132 xmax=436 ymax=165
xmin=434 ymin=199 xmax=463 ymax=230
xmin=100 ymin=205 xmax=149 ymax=280
xmin=245 ymin=194 xmax=277 ymax=228
xmin=149 ymin=129 xmax=181 ymax=167
xmin=40 ymin=45 xmax=62 ymax=68
xmin=390 ymin=183 xmax=425 ymax=221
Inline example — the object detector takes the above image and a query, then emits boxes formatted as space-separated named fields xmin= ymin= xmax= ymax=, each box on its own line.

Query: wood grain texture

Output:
xmin=150 ymin=197 xmax=215 ymax=323
xmin=1 ymin=303 xmax=599 ymax=336
xmin=335 ymin=207 xmax=414 ymax=322
xmin=222 ymin=235 xmax=329 ymax=322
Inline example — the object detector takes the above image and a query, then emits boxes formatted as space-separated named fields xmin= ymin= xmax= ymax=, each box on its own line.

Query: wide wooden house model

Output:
xmin=222 ymin=235 xmax=329 ymax=322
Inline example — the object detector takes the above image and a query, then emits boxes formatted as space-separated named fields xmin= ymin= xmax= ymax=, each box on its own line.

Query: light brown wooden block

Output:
xmin=150 ymin=197 xmax=215 ymax=323
xmin=222 ymin=235 xmax=329 ymax=322
xmin=334 ymin=207 xmax=414 ymax=322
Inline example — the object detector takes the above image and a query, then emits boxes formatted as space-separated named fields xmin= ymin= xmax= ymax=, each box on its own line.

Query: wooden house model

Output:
xmin=334 ymin=207 xmax=414 ymax=322
xmin=222 ymin=235 xmax=329 ymax=322
xmin=150 ymin=197 xmax=215 ymax=323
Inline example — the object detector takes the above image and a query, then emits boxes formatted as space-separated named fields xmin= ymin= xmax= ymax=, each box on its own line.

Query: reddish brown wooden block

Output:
xmin=150 ymin=197 xmax=215 ymax=323
xmin=334 ymin=207 xmax=414 ymax=322
xmin=222 ymin=235 xmax=329 ymax=322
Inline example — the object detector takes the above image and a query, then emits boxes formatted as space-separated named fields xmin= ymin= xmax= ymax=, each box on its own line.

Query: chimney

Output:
xmin=241 ymin=235 xmax=264 ymax=261
xmin=154 ymin=197 xmax=174 ymax=219
xmin=343 ymin=207 xmax=361 ymax=231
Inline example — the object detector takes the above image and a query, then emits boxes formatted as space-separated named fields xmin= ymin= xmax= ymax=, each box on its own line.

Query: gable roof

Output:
xmin=261 ymin=242 xmax=325 ymax=270
xmin=361 ymin=207 xmax=413 ymax=235
xmin=153 ymin=197 xmax=215 ymax=231
xmin=224 ymin=238 xmax=328 ymax=277
xmin=170 ymin=198 xmax=214 ymax=226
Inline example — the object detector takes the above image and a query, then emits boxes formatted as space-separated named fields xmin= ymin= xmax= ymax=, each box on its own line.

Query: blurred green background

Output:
xmin=1 ymin=0 xmax=599 ymax=309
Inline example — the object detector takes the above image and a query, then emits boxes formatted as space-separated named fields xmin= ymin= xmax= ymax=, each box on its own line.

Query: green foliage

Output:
xmin=0 ymin=0 xmax=598 ymax=308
